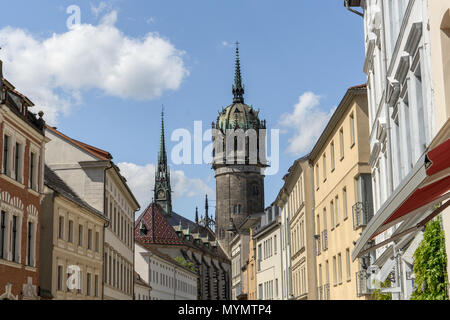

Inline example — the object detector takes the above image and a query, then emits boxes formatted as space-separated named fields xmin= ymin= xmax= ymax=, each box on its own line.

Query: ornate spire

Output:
xmin=232 ymin=42 xmax=245 ymax=104
xmin=195 ymin=207 xmax=199 ymax=224
xmin=154 ymin=105 xmax=172 ymax=216
xmin=205 ymin=194 xmax=209 ymax=225
xmin=158 ymin=105 xmax=167 ymax=166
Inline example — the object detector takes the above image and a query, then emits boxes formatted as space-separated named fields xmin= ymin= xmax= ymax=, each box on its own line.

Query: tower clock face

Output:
xmin=158 ymin=190 xmax=165 ymax=199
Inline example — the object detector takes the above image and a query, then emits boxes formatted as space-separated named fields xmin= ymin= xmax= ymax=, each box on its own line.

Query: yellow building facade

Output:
xmin=311 ymin=85 xmax=372 ymax=300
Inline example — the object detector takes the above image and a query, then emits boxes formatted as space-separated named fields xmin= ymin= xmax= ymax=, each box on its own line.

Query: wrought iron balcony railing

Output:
xmin=315 ymin=235 xmax=321 ymax=256
xmin=321 ymin=230 xmax=328 ymax=251
xmin=352 ymin=202 xmax=372 ymax=230
xmin=323 ymin=283 xmax=330 ymax=300
xmin=317 ymin=285 xmax=323 ymax=300
xmin=355 ymin=270 xmax=372 ymax=297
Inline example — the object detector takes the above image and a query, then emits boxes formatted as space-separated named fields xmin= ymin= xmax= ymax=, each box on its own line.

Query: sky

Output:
xmin=0 ymin=0 xmax=366 ymax=221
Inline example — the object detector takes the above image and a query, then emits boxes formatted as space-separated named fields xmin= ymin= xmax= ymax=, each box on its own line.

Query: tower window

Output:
xmin=233 ymin=204 xmax=242 ymax=214
xmin=252 ymin=185 xmax=259 ymax=196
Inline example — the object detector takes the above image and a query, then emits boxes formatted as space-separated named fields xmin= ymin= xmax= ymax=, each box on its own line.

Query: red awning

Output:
xmin=353 ymin=138 xmax=450 ymax=260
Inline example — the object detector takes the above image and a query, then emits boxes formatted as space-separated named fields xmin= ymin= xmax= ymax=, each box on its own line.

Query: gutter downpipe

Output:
xmin=102 ymin=162 xmax=113 ymax=300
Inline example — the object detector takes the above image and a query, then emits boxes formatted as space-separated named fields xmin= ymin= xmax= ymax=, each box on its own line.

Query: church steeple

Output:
xmin=232 ymin=42 xmax=245 ymax=104
xmin=154 ymin=106 xmax=172 ymax=216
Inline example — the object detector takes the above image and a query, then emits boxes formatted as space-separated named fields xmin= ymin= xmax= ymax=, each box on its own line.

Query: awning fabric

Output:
xmin=353 ymin=139 xmax=450 ymax=260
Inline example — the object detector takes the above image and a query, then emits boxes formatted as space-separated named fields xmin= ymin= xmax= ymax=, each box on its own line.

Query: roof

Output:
xmin=309 ymin=84 xmax=367 ymax=161
xmin=44 ymin=166 xmax=107 ymax=221
xmin=46 ymin=125 xmax=112 ymax=161
xmin=135 ymin=202 xmax=229 ymax=261
xmin=134 ymin=272 xmax=152 ymax=289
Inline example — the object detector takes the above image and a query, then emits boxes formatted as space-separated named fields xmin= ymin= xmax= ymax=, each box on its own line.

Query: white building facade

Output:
xmin=348 ymin=0 xmax=450 ymax=300
xmin=44 ymin=127 xmax=140 ymax=300
xmin=255 ymin=206 xmax=283 ymax=300
xmin=135 ymin=242 xmax=197 ymax=300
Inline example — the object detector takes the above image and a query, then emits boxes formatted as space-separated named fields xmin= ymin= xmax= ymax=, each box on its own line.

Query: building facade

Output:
xmin=44 ymin=126 xmax=140 ymax=300
xmin=348 ymin=0 xmax=450 ymax=300
xmin=277 ymin=156 xmax=316 ymax=300
xmin=134 ymin=272 xmax=152 ymax=300
xmin=40 ymin=167 xmax=107 ymax=300
xmin=311 ymin=85 xmax=373 ymax=300
xmin=212 ymin=45 xmax=267 ymax=258
xmin=230 ymin=232 xmax=250 ymax=300
xmin=0 ymin=61 xmax=47 ymax=300
xmin=135 ymin=243 xmax=197 ymax=300
xmin=254 ymin=205 xmax=282 ymax=300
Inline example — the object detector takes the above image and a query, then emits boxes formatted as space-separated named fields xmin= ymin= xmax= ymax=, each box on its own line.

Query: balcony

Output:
xmin=315 ymin=235 xmax=321 ymax=256
xmin=317 ymin=285 xmax=323 ymax=300
xmin=352 ymin=202 xmax=372 ymax=230
xmin=323 ymin=283 xmax=330 ymax=300
xmin=356 ymin=270 xmax=372 ymax=297
xmin=321 ymin=230 xmax=328 ymax=251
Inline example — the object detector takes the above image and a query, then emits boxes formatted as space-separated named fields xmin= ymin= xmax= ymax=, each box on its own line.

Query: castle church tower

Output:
xmin=212 ymin=44 xmax=267 ymax=257
xmin=154 ymin=107 xmax=173 ymax=215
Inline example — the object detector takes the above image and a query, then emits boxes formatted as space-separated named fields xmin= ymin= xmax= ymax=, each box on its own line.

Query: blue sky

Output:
xmin=0 ymin=0 xmax=366 ymax=221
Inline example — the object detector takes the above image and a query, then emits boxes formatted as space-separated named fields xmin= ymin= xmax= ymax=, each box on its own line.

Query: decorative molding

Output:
xmin=369 ymin=142 xmax=381 ymax=167
xmin=386 ymin=77 xmax=400 ymax=106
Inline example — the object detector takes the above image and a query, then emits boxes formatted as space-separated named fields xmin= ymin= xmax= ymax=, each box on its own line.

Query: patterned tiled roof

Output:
xmin=135 ymin=203 xmax=185 ymax=246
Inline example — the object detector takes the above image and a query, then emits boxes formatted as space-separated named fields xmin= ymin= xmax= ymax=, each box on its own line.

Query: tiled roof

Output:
xmin=45 ymin=166 xmax=107 ymax=221
xmin=135 ymin=203 xmax=185 ymax=246
xmin=46 ymin=125 xmax=112 ymax=161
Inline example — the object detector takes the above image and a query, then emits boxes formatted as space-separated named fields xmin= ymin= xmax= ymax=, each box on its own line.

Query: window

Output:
xmin=29 ymin=151 xmax=37 ymax=191
xmin=95 ymin=232 xmax=100 ymax=253
xmin=350 ymin=113 xmax=355 ymax=147
xmin=27 ymin=221 xmax=33 ymax=266
xmin=87 ymin=273 xmax=91 ymax=296
xmin=335 ymin=196 xmax=340 ymax=226
xmin=346 ymin=248 xmax=351 ymax=281
xmin=78 ymin=225 xmax=83 ymax=247
xmin=233 ymin=204 xmax=242 ymax=214
xmin=0 ymin=211 xmax=5 ymax=259
xmin=14 ymin=142 xmax=23 ymax=182
xmin=88 ymin=229 xmax=92 ymax=250
xmin=325 ymin=260 xmax=330 ymax=284
xmin=343 ymin=188 xmax=348 ymax=219
xmin=3 ymin=135 xmax=9 ymax=175
xmin=58 ymin=216 xmax=64 ymax=240
xmin=330 ymin=142 xmax=335 ymax=171
xmin=68 ymin=220 xmax=74 ymax=243
xmin=338 ymin=253 xmax=342 ymax=284
xmin=322 ymin=154 xmax=327 ymax=181
xmin=12 ymin=215 xmax=17 ymax=262
xmin=333 ymin=256 xmax=337 ymax=286
xmin=315 ymin=164 xmax=320 ymax=189
xmin=274 ymin=235 xmax=277 ymax=255
xmin=330 ymin=201 xmax=335 ymax=229
xmin=57 ymin=265 xmax=63 ymax=291
xmin=339 ymin=128 xmax=344 ymax=159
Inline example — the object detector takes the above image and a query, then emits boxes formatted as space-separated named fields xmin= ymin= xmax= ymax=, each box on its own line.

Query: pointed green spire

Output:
xmin=232 ymin=42 xmax=245 ymax=104
xmin=154 ymin=105 xmax=172 ymax=216
xmin=158 ymin=105 xmax=167 ymax=166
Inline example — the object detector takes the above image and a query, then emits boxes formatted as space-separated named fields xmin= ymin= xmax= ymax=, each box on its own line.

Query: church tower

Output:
xmin=212 ymin=44 xmax=267 ymax=257
xmin=154 ymin=107 xmax=173 ymax=215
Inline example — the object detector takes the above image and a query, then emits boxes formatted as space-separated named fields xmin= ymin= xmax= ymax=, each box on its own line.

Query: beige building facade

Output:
xmin=311 ymin=85 xmax=373 ymax=300
xmin=277 ymin=156 xmax=316 ymax=300
xmin=40 ymin=167 xmax=107 ymax=300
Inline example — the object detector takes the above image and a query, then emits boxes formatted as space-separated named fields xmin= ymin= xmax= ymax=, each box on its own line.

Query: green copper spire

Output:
xmin=154 ymin=105 xmax=172 ymax=216
xmin=232 ymin=42 xmax=245 ymax=104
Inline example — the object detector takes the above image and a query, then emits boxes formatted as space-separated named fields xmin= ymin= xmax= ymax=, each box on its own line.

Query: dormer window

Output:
xmin=139 ymin=221 xmax=148 ymax=236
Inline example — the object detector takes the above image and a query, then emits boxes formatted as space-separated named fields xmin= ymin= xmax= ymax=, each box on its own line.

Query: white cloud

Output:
xmin=146 ymin=17 xmax=155 ymax=24
xmin=117 ymin=162 xmax=214 ymax=211
xmin=0 ymin=11 xmax=189 ymax=124
xmin=279 ymin=92 xmax=335 ymax=156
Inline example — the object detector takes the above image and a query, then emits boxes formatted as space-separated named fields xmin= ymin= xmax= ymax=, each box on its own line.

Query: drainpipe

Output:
xmin=102 ymin=162 xmax=113 ymax=300
xmin=344 ymin=0 xmax=364 ymax=17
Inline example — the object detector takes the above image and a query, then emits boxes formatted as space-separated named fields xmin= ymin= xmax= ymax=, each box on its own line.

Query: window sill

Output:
xmin=340 ymin=156 xmax=344 ymax=162
xmin=0 ymin=258 xmax=22 ymax=269
xmin=350 ymin=142 xmax=355 ymax=149
xmin=28 ymin=188 xmax=40 ymax=197
xmin=25 ymin=265 xmax=37 ymax=272
xmin=331 ymin=168 xmax=335 ymax=173
xmin=0 ymin=173 xmax=25 ymax=189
